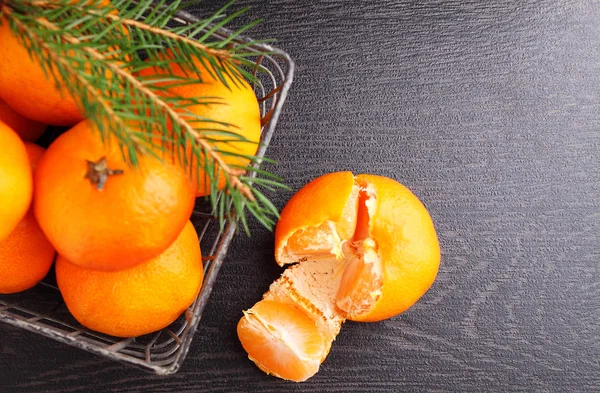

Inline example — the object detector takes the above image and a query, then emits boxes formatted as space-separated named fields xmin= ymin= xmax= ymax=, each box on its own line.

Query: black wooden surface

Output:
xmin=3 ymin=1 xmax=600 ymax=391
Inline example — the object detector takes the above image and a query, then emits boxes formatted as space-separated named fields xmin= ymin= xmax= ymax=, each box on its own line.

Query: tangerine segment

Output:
xmin=275 ymin=171 xmax=359 ymax=265
xmin=335 ymin=238 xmax=383 ymax=319
xmin=240 ymin=257 xmax=345 ymax=382
xmin=349 ymin=174 xmax=440 ymax=322
xmin=56 ymin=221 xmax=203 ymax=338
xmin=237 ymin=300 xmax=329 ymax=382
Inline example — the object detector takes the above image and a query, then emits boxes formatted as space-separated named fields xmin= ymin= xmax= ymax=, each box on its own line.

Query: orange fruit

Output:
xmin=0 ymin=1 xmax=121 ymax=126
xmin=336 ymin=174 xmax=440 ymax=321
xmin=34 ymin=120 xmax=197 ymax=271
xmin=24 ymin=142 xmax=46 ymax=171
xmin=0 ymin=210 xmax=56 ymax=294
xmin=0 ymin=97 xmax=47 ymax=142
xmin=275 ymin=171 xmax=359 ymax=262
xmin=56 ymin=220 xmax=203 ymax=337
xmin=0 ymin=143 xmax=55 ymax=294
xmin=0 ymin=120 xmax=32 ymax=242
xmin=0 ymin=18 xmax=84 ymax=126
xmin=238 ymin=172 xmax=440 ymax=381
xmin=274 ymin=171 xmax=440 ymax=322
xmin=138 ymin=52 xmax=262 ymax=196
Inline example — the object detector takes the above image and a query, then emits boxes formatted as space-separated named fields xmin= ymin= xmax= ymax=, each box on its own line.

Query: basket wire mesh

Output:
xmin=0 ymin=7 xmax=294 ymax=375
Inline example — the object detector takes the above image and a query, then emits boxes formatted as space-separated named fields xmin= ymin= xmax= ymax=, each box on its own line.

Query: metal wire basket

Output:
xmin=0 ymin=7 xmax=294 ymax=375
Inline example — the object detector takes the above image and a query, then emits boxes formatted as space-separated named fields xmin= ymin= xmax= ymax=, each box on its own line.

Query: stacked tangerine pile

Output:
xmin=237 ymin=172 xmax=441 ymax=382
xmin=0 ymin=19 xmax=262 ymax=338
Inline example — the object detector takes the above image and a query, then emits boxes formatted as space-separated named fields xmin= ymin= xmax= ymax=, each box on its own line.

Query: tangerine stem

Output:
xmin=84 ymin=157 xmax=124 ymax=191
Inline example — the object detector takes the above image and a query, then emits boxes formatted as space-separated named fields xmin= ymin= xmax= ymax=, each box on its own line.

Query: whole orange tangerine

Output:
xmin=34 ymin=120 xmax=196 ymax=271
xmin=0 ymin=18 xmax=83 ymax=126
xmin=0 ymin=1 xmax=122 ymax=126
xmin=56 ymin=220 xmax=203 ymax=337
xmin=138 ymin=52 xmax=262 ymax=196
xmin=0 ymin=120 xmax=32 ymax=242
xmin=0 ymin=97 xmax=47 ymax=142
xmin=0 ymin=143 xmax=55 ymax=294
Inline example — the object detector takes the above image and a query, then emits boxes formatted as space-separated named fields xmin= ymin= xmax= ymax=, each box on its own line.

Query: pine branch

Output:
xmin=28 ymin=0 xmax=235 ymax=62
xmin=34 ymin=13 xmax=256 ymax=200
xmin=1 ymin=0 xmax=286 ymax=231
xmin=107 ymin=13 xmax=235 ymax=62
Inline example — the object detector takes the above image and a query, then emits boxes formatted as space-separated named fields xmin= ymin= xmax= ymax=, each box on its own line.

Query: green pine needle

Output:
xmin=0 ymin=0 xmax=286 ymax=232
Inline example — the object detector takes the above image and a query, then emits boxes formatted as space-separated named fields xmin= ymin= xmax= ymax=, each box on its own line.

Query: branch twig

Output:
xmin=27 ymin=0 xmax=235 ymax=61
xmin=30 ymin=10 xmax=255 ymax=200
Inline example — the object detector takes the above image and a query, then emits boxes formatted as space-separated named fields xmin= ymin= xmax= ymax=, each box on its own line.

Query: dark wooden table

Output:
xmin=3 ymin=1 xmax=600 ymax=391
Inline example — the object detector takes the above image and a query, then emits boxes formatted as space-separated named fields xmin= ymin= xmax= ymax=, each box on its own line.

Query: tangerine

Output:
xmin=275 ymin=171 xmax=440 ymax=322
xmin=0 ymin=97 xmax=47 ymax=142
xmin=237 ymin=300 xmax=329 ymax=382
xmin=0 ymin=18 xmax=84 ymax=126
xmin=238 ymin=171 xmax=440 ymax=381
xmin=34 ymin=120 xmax=196 ymax=271
xmin=56 ymin=220 xmax=203 ymax=337
xmin=338 ymin=174 xmax=440 ymax=321
xmin=238 ymin=258 xmax=347 ymax=382
xmin=0 ymin=143 xmax=55 ymax=294
xmin=138 ymin=52 xmax=262 ymax=196
xmin=0 ymin=1 xmax=122 ymax=126
xmin=0 ymin=120 xmax=32 ymax=242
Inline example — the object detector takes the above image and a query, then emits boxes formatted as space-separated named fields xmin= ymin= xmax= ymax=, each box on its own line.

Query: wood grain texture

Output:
xmin=3 ymin=0 xmax=600 ymax=391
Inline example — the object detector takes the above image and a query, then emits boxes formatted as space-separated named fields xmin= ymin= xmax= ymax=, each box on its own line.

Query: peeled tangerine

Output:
xmin=237 ymin=171 xmax=440 ymax=382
